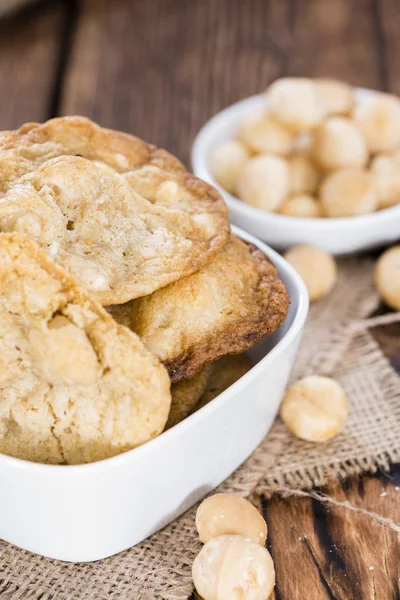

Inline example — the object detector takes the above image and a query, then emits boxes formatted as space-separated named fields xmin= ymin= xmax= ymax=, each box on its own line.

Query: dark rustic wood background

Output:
xmin=1 ymin=1 xmax=400 ymax=598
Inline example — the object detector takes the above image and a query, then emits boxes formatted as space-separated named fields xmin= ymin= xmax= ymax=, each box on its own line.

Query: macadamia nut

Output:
xmin=289 ymin=155 xmax=320 ymax=194
xmin=210 ymin=140 xmax=249 ymax=194
xmin=313 ymin=117 xmax=368 ymax=170
xmin=196 ymin=493 xmax=267 ymax=546
xmin=280 ymin=376 xmax=349 ymax=442
xmin=237 ymin=111 xmax=294 ymax=155
xmin=320 ymin=168 xmax=378 ymax=217
xmin=284 ymin=245 xmax=337 ymax=301
xmin=192 ymin=535 xmax=275 ymax=600
xmin=29 ymin=315 xmax=101 ymax=386
xmin=280 ymin=194 xmax=322 ymax=218
xmin=370 ymin=153 xmax=400 ymax=209
xmin=267 ymin=78 xmax=323 ymax=132
xmin=314 ymin=79 xmax=354 ymax=117
xmin=354 ymin=93 xmax=400 ymax=154
xmin=375 ymin=246 xmax=400 ymax=310
xmin=237 ymin=154 xmax=289 ymax=211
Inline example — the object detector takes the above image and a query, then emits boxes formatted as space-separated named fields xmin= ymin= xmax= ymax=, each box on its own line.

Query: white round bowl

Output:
xmin=192 ymin=89 xmax=400 ymax=255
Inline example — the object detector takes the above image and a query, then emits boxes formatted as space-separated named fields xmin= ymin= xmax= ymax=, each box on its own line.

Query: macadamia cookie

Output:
xmin=0 ymin=117 xmax=229 ymax=305
xmin=238 ymin=154 xmax=289 ymax=211
xmin=313 ymin=117 xmax=368 ymax=170
xmin=280 ymin=376 xmax=348 ymax=442
xmin=0 ymin=234 xmax=171 ymax=465
xmin=210 ymin=140 xmax=249 ymax=194
xmin=267 ymin=78 xmax=323 ymax=132
xmin=320 ymin=168 xmax=378 ymax=217
xmin=237 ymin=111 xmax=294 ymax=155
xmin=375 ymin=246 xmax=400 ymax=310
xmin=354 ymin=93 xmax=400 ymax=154
xmin=284 ymin=245 xmax=337 ymax=301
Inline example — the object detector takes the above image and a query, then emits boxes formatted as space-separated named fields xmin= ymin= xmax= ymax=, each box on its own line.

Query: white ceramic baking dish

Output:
xmin=192 ymin=89 xmax=400 ymax=255
xmin=0 ymin=226 xmax=308 ymax=563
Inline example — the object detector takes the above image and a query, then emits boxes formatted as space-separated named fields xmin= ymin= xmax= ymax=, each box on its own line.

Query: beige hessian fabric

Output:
xmin=0 ymin=257 xmax=400 ymax=599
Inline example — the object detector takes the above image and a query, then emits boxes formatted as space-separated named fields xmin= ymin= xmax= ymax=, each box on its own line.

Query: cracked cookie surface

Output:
xmin=0 ymin=233 xmax=171 ymax=465
xmin=109 ymin=236 xmax=289 ymax=382
xmin=0 ymin=116 xmax=229 ymax=304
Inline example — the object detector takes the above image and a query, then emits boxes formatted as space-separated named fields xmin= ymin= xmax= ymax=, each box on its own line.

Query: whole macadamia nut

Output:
xmin=280 ymin=376 xmax=349 ymax=442
xmin=289 ymin=155 xmax=320 ymax=194
xmin=313 ymin=117 xmax=368 ymax=171
xmin=320 ymin=168 xmax=378 ymax=217
xmin=267 ymin=78 xmax=323 ymax=132
xmin=237 ymin=111 xmax=294 ymax=155
xmin=196 ymin=493 xmax=267 ymax=546
xmin=280 ymin=194 xmax=322 ymax=218
xmin=354 ymin=93 xmax=400 ymax=154
xmin=370 ymin=153 xmax=400 ymax=209
xmin=192 ymin=535 xmax=275 ymax=600
xmin=284 ymin=245 xmax=337 ymax=301
xmin=375 ymin=246 xmax=400 ymax=310
xmin=238 ymin=154 xmax=289 ymax=211
xmin=210 ymin=140 xmax=249 ymax=194
xmin=314 ymin=78 xmax=354 ymax=117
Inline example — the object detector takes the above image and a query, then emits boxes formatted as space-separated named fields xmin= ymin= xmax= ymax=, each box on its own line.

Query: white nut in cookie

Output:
xmin=192 ymin=535 xmax=275 ymax=600
xmin=237 ymin=154 xmax=289 ymax=211
xmin=280 ymin=194 xmax=322 ymax=218
xmin=267 ymin=77 xmax=323 ymax=132
xmin=375 ymin=246 xmax=400 ymax=310
xmin=280 ymin=376 xmax=349 ymax=442
xmin=196 ymin=493 xmax=267 ymax=546
xmin=313 ymin=117 xmax=368 ymax=171
xmin=354 ymin=93 xmax=400 ymax=154
xmin=370 ymin=153 xmax=400 ymax=209
xmin=288 ymin=155 xmax=319 ymax=194
xmin=314 ymin=78 xmax=354 ymax=117
xmin=237 ymin=110 xmax=294 ymax=155
xmin=29 ymin=315 xmax=101 ymax=386
xmin=320 ymin=168 xmax=378 ymax=217
xmin=0 ymin=211 xmax=43 ymax=237
xmin=284 ymin=245 xmax=337 ymax=302
xmin=210 ymin=140 xmax=250 ymax=194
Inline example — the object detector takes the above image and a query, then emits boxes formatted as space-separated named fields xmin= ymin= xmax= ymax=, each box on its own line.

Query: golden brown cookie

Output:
xmin=0 ymin=117 xmax=229 ymax=305
xmin=193 ymin=354 xmax=252 ymax=412
xmin=109 ymin=237 xmax=287 ymax=382
xmin=166 ymin=365 xmax=213 ymax=430
xmin=0 ymin=233 xmax=171 ymax=465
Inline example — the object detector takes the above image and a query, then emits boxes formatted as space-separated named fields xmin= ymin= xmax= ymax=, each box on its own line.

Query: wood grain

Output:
xmin=0 ymin=0 xmax=66 ymax=130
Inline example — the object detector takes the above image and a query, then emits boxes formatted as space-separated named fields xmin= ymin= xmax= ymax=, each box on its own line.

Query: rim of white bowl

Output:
xmin=0 ymin=226 xmax=309 ymax=473
xmin=191 ymin=90 xmax=400 ymax=230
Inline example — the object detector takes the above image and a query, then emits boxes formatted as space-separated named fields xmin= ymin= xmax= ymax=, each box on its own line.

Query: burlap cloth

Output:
xmin=1 ymin=257 xmax=400 ymax=599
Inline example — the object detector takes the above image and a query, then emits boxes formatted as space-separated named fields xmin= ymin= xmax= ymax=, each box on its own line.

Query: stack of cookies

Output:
xmin=0 ymin=117 xmax=288 ymax=464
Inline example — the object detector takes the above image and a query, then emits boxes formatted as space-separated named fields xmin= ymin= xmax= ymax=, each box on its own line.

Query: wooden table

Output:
xmin=1 ymin=1 xmax=400 ymax=597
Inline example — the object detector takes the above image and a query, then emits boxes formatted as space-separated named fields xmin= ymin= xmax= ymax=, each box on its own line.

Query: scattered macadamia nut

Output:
xmin=284 ymin=245 xmax=337 ymax=301
xmin=267 ymin=78 xmax=323 ymax=132
xmin=320 ymin=168 xmax=378 ymax=217
xmin=354 ymin=93 xmax=400 ymax=154
xmin=196 ymin=493 xmax=267 ymax=546
xmin=237 ymin=111 xmax=294 ymax=155
xmin=192 ymin=535 xmax=275 ymax=600
xmin=238 ymin=154 xmax=289 ymax=211
xmin=314 ymin=79 xmax=354 ymax=117
xmin=375 ymin=246 xmax=400 ymax=310
xmin=313 ymin=117 xmax=368 ymax=170
xmin=210 ymin=140 xmax=249 ymax=194
xmin=289 ymin=155 xmax=320 ymax=194
xmin=370 ymin=153 xmax=400 ymax=209
xmin=280 ymin=376 xmax=349 ymax=442
xmin=280 ymin=194 xmax=322 ymax=218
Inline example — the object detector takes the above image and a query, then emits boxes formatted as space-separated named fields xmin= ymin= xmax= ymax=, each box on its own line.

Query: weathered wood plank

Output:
xmin=376 ymin=0 xmax=400 ymax=94
xmin=0 ymin=1 xmax=67 ymax=130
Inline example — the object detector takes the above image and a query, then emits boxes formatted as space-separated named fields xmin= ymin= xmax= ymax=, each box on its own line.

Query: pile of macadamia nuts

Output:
xmin=211 ymin=78 xmax=400 ymax=218
xmin=192 ymin=493 xmax=275 ymax=600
